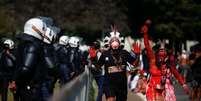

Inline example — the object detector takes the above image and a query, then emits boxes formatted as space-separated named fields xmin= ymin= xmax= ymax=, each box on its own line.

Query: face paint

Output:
xmin=158 ymin=49 xmax=167 ymax=62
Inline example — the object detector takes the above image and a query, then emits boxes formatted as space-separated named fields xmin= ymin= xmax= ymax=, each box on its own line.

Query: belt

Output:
xmin=108 ymin=66 xmax=124 ymax=73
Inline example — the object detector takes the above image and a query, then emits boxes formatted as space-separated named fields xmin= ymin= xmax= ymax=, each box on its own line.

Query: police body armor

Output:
xmin=44 ymin=43 xmax=58 ymax=75
xmin=0 ymin=48 xmax=16 ymax=101
xmin=68 ymin=47 xmax=83 ymax=76
xmin=15 ymin=34 xmax=46 ymax=101
xmin=41 ymin=43 xmax=58 ymax=99
xmin=0 ymin=49 xmax=16 ymax=78
xmin=55 ymin=43 xmax=71 ymax=84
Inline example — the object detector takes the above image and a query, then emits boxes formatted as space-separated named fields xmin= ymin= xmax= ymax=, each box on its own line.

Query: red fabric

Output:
xmin=158 ymin=49 xmax=167 ymax=58
xmin=183 ymin=84 xmax=190 ymax=94
xmin=165 ymin=78 xmax=176 ymax=101
xmin=143 ymin=29 xmax=155 ymax=66
xmin=146 ymin=67 xmax=164 ymax=101
xmin=146 ymin=77 xmax=165 ymax=100
xmin=139 ymin=70 xmax=145 ymax=75
xmin=169 ymin=55 xmax=175 ymax=65
xmin=171 ymin=65 xmax=184 ymax=85
xmin=143 ymin=25 xmax=165 ymax=101
xmin=169 ymin=54 xmax=185 ymax=85
xmin=89 ymin=47 xmax=96 ymax=59
xmin=143 ymin=24 xmax=186 ymax=100
xmin=141 ymin=25 xmax=149 ymax=34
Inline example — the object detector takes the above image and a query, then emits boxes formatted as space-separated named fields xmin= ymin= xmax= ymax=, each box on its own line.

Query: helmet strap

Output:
xmin=32 ymin=25 xmax=51 ymax=42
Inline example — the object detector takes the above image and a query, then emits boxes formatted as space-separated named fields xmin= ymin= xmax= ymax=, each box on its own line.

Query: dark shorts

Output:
xmin=104 ymin=72 xmax=127 ymax=101
xmin=195 ymin=77 xmax=201 ymax=87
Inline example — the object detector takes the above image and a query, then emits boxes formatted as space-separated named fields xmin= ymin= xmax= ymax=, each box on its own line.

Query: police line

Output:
xmin=50 ymin=66 xmax=91 ymax=101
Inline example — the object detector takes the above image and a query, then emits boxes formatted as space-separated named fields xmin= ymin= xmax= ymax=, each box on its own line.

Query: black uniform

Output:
xmin=41 ymin=43 xmax=58 ymax=100
xmin=68 ymin=47 xmax=84 ymax=76
xmin=55 ymin=43 xmax=71 ymax=85
xmin=0 ymin=48 xmax=16 ymax=101
xmin=97 ymin=49 xmax=135 ymax=101
xmin=14 ymin=34 xmax=46 ymax=101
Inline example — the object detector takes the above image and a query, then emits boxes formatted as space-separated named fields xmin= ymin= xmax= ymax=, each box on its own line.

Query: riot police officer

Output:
xmin=41 ymin=26 xmax=60 ymax=101
xmin=14 ymin=17 xmax=57 ymax=101
xmin=0 ymin=39 xmax=16 ymax=101
xmin=68 ymin=36 xmax=84 ymax=76
xmin=55 ymin=35 xmax=71 ymax=86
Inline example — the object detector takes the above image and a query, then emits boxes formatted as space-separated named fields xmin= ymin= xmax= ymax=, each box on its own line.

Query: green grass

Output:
xmin=89 ymin=79 xmax=98 ymax=101
xmin=0 ymin=89 xmax=14 ymax=101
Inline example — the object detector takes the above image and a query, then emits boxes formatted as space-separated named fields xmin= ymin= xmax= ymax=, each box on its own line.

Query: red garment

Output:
xmin=143 ymin=29 xmax=165 ymax=101
xmin=165 ymin=75 xmax=176 ymax=101
xmin=142 ymin=26 xmax=185 ymax=101
xmin=164 ymin=55 xmax=185 ymax=101
xmin=169 ymin=54 xmax=184 ymax=85
xmin=89 ymin=47 xmax=97 ymax=59
xmin=146 ymin=68 xmax=165 ymax=101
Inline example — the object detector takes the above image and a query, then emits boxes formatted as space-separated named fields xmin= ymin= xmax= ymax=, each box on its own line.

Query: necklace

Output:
xmin=111 ymin=50 xmax=123 ymax=69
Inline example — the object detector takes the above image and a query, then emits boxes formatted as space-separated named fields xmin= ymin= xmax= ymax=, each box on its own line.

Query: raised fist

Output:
xmin=141 ymin=25 xmax=148 ymax=34
xmin=141 ymin=19 xmax=151 ymax=34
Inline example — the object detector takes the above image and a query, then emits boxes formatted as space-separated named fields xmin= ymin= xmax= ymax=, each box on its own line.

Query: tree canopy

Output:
xmin=129 ymin=0 xmax=201 ymax=41
xmin=0 ymin=0 xmax=200 ymax=42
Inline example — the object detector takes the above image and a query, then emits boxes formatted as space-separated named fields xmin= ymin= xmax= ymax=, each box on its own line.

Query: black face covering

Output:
xmin=111 ymin=48 xmax=120 ymax=55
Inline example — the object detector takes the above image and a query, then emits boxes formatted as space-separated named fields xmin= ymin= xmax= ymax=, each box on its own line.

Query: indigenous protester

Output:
xmin=127 ymin=40 xmax=143 ymax=92
xmin=41 ymin=26 xmax=60 ymax=100
xmin=127 ymin=65 xmax=139 ymax=92
xmin=89 ymin=27 xmax=138 ymax=101
xmin=142 ymin=19 xmax=190 ymax=101
xmin=0 ymin=39 xmax=16 ymax=101
xmin=128 ymin=40 xmax=148 ymax=101
xmin=89 ymin=40 xmax=105 ymax=101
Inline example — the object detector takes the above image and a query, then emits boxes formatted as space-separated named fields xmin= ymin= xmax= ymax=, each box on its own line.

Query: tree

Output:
xmin=0 ymin=0 xmax=16 ymax=37
xmin=14 ymin=0 xmax=130 ymax=43
xmin=0 ymin=0 xmax=201 ymax=43
xmin=129 ymin=0 xmax=201 ymax=41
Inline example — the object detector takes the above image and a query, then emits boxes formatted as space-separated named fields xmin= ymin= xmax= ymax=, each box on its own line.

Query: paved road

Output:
xmin=102 ymin=91 xmax=145 ymax=101
xmin=174 ymin=84 xmax=190 ymax=101
xmin=102 ymin=83 xmax=190 ymax=101
xmin=127 ymin=91 xmax=145 ymax=101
